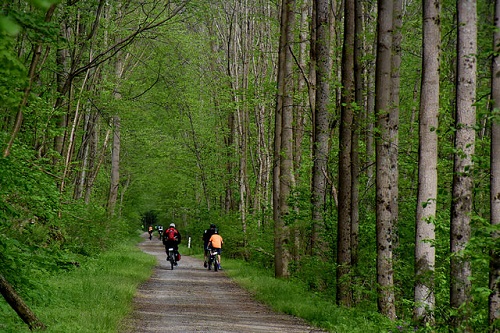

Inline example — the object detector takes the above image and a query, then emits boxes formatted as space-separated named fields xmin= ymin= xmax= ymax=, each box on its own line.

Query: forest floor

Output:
xmin=121 ymin=233 xmax=325 ymax=333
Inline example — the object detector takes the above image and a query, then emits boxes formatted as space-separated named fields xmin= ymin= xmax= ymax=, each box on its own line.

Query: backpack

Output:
xmin=166 ymin=228 xmax=177 ymax=241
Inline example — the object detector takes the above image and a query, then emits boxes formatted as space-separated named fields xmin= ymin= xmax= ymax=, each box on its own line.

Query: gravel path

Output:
xmin=121 ymin=234 xmax=325 ymax=333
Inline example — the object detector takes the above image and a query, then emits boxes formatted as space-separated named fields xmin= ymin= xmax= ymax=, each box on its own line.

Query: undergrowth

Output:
xmin=0 ymin=237 xmax=156 ymax=332
xmin=222 ymin=258 xmax=401 ymax=333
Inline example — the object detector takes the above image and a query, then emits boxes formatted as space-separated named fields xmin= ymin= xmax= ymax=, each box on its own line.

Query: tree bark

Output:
xmin=310 ymin=0 xmax=331 ymax=257
xmin=414 ymin=0 xmax=440 ymax=324
xmin=352 ymin=0 xmax=365 ymax=278
xmin=450 ymin=0 xmax=476 ymax=330
xmin=107 ymin=115 xmax=121 ymax=216
xmin=390 ymin=0 xmax=402 ymax=256
xmin=375 ymin=0 xmax=397 ymax=320
xmin=337 ymin=0 xmax=354 ymax=307
xmin=274 ymin=0 xmax=295 ymax=278
xmin=0 ymin=274 xmax=46 ymax=331
xmin=490 ymin=0 xmax=500 ymax=328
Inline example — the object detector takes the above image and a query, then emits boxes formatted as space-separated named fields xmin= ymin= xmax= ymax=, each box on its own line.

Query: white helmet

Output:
xmin=170 ymin=223 xmax=175 ymax=228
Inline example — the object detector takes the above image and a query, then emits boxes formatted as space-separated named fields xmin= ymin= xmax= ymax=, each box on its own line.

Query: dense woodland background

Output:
xmin=1 ymin=0 xmax=500 ymax=331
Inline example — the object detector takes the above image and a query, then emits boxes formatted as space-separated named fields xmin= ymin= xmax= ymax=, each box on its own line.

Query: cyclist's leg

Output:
xmin=204 ymin=248 xmax=209 ymax=267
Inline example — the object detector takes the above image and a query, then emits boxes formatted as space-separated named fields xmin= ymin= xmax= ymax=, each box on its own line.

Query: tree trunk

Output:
xmin=390 ymin=0 xmax=402 ymax=254
xmin=352 ymin=0 xmax=365 ymax=278
xmin=0 ymin=274 xmax=46 ymax=331
xmin=107 ymin=115 xmax=120 ymax=216
xmin=60 ymin=69 xmax=91 ymax=194
xmin=294 ymin=1 xmax=309 ymax=179
xmin=364 ymin=3 xmax=377 ymax=191
xmin=274 ymin=0 xmax=295 ymax=278
xmin=450 ymin=0 xmax=476 ymax=330
xmin=52 ymin=19 xmax=72 ymax=161
xmin=86 ymin=124 xmax=110 ymax=204
xmin=337 ymin=0 xmax=354 ymax=307
xmin=374 ymin=0 xmax=397 ymax=320
xmin=490 ymin=0 xmax=500 ymax=328
xmin=414 ymin=0 xmax=440 ymax=324
xmin=310 ymin=0 xmax=331 ymax=257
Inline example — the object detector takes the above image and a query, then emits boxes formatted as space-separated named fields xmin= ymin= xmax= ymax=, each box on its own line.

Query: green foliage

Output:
xmin=0 ymin=239 xmax=155 ymax=333
xmin=0 ymin=140 xmax=138 ymax=298
xmin=0 ymin=0 xmax=498 ymax=331
xmin=224 ymin=258 xmax=398 ymax=333
xmin=0 ymin=33 xmax=27 ymax=110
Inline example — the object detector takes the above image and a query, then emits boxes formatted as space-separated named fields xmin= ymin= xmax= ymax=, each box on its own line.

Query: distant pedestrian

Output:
xmin=148 ymin=225 xmax=153 ymax=240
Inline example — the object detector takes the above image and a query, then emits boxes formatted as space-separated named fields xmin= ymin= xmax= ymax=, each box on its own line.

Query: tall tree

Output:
xmin=374 ymin=0 xmax=397 ymax=320
xmin=450 ymin=0 xmax=476 ymax=330
xmin=310 ymin=0 xmax=331 ymax=256
xmin=274 ymin=0 xmax=295 ymax=278
xmin=351 ymin=0 xmax=365 ymax=279
xmin=390 ymin=0 xmax=401 ymax=255
xmin=337 ymin=0 xmax=354 ymax=307
xmin=489 ymin=0 xmax=500 ymax=327
xmin=414 ymin=0 xmax=440 ymax=324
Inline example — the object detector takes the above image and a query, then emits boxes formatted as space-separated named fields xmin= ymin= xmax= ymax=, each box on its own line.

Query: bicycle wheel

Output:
xmin=214 ymin=257 xmax=219 ymax=272
xmin=168 ymin=249 xmax=175 ymax=270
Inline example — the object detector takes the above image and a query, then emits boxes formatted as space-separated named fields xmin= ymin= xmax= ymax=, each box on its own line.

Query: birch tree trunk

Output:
xmin=490 ymin=0 xmax=500 ymax=327
xmin=375 ymin=0 xmax=396 ymax=320
xmin=414 ymin=0 xmax=440 ymax=324
xmin=450 ymin=0 xmax=476 ymax=330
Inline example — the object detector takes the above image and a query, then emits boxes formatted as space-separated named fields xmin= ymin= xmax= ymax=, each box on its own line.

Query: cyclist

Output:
xmin=208 ymin=230 xmax=223 ymax=270
xmin=202 ymin=224 xmax=217 ymax=267
xmin=163 ymin=223 xmax=181 ymax=265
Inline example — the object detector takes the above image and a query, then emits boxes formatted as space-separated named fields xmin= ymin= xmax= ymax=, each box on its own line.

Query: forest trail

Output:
xmin=122 ymin=233 xmax=325 ymax=333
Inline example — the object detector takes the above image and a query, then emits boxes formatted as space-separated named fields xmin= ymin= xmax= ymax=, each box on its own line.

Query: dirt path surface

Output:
xmin=122 ymin=234 xmax=325 ymax=333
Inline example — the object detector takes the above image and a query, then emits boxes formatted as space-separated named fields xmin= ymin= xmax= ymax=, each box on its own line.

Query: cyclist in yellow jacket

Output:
xmin=208 ymin=230 xmax=223 ymax=270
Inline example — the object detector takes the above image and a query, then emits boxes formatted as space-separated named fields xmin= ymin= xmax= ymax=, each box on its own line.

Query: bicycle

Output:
xmin=166 ymin=247 xmax=177 ymax=270
xmin=207 ymin=247 xmax=219 ymax=272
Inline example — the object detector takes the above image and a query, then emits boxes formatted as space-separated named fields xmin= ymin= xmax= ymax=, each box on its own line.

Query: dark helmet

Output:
xmin=210 ymin=223 xmax=216 ymax=229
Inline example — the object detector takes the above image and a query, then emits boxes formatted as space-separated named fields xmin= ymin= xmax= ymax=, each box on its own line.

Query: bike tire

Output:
xmin=207 ymin=256 xmax=212 ymax=270
xmin=167 ymin=250 xmax=175 ymax=270
xmin=214 ymin=258 xmax=219 ymax=272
